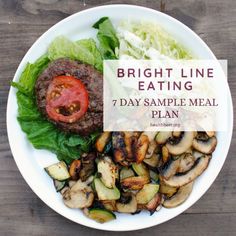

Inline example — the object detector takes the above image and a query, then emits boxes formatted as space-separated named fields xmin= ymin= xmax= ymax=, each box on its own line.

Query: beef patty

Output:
xmin=35 ymin=58 xmax=103 ymax=135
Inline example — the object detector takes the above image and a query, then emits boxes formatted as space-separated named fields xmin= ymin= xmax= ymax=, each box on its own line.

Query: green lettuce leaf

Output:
xmin=93 ymin=17 xmax=119 ymax=59
xmin=48 ymin=36 xmax=103 ymax=71
xmin=11 ymin=55 xmax=50 ymax=96
xmin=12 ymin=55 xmax=99 ymax=164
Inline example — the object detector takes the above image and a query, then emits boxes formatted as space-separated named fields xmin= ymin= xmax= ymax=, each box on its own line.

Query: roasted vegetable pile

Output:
xmin=45 ymin=131 xmax=217 ymax=223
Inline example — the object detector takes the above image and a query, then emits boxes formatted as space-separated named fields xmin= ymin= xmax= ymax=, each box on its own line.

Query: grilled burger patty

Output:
xmin=35 ymin=58 xmax=103 ymax=135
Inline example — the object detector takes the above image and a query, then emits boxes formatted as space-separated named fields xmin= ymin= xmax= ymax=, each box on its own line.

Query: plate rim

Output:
xmin=6 ymin=4 xmax=234 ymax=231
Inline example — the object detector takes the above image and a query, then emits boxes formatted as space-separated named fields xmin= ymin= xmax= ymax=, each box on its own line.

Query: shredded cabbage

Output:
xmin=116 ymin=20 xmax=192 ymax=60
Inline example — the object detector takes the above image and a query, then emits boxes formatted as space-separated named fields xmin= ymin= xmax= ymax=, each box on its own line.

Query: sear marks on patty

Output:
xmin=35 ymin=58 xmax=103 ymax=135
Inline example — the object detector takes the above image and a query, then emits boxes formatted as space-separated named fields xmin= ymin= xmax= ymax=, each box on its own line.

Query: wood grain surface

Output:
xmin=0 ymin=0 xmax=236 ymax=235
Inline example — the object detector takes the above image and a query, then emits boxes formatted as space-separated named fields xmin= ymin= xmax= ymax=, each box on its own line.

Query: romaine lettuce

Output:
xmin=11 ymin=55 xmax=50 ymax=96
xmin=93 ymin=17 xmax=119 ymax=59
xmin=48 ymin=36 xmax=103 ymax=72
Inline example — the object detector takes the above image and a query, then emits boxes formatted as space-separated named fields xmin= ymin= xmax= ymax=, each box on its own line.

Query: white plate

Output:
xmin=7 ymin=5 xmax=233 ymax=231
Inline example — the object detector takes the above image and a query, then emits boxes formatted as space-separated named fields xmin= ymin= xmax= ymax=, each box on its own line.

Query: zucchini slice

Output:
xmin=53 ymin=179 xmax=66 ymax=192
xmin=136 ymin=183 xmax=159 ymax=204
xmin=94 ymin=178 xmax=120 ymax=200
xmin=97 ymin=157 xmax=118 ymax=188
xmin=45 ymin=161 xmax=70 ymax=181
xmin=132 ymin=163 xmax=150 ymax=178
xmin=120 ymin=167 xmax=135 ymax=180
xmin=88 ymin=208 xmax=116 ymax=223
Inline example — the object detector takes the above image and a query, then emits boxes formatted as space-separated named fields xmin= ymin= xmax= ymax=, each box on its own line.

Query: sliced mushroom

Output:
xmin=162 ymin=145 xmax=169 ymax=163
xmin=79 ymin=153 xmax=96 ymax=181
xmin=95 ymin=132 xmax=111 ymax=152
xmin=145 ymin=140 xmax=158 ymax=159
xmin=206 ymin=131 xmax=215 ymax=137
xmin=70 ymin=176 xmax=94 ymax=192
xmin=177 ymin=153 xmax=195 ymax=173
xmin=172 ymin=131 xmax=181 ymax=138
xmin=192 ymin=136 xmax=217 ymax=154
xmin=195 ymin=132 xmax=209 ymax=141
xmin=113 ymin=150 xmax=129 ymax=166
xmin=118 ymin=192 xmax=133 ymax=204
xmin=192 ymin=150 xmax=204 ymax=160
xmin=163 ymin=155 xmax=211 ymax=187
xmin=63 ymin=189 xmax=94 ymax=209
xmin=166 ymin=132 xmax=195 ymax=155
xmin=102 ymin=200 xmax=117 ymax=211
xmin=116 ymin=194 xmax=137 ymax=213
xmin=68 ymin=180 xmax=76 ymax=188
xmin=159 ymin=182 xmax=178 ymax=198
xmin=172 ymin=147 xmax=193 ymax=160
xmin=143 ymin=132 xmax=158 ymax=159
xmin=69 ymin=160 xmax=81 ymax=180
xmin=142 ymin=131 xmax=158 ymax=141
xmin=163 ymin=181 xmax=193 ymax=208
xmin=143 ymin=153 xmax=160 ymax=168
xmin=185 ymin=148 xmax=193 ymax=154
xmin=134 ymin=133 xmax=149 ymax=163
xmin=62 ymin=178 xmax=94 ymax=209
xmin=155 ymin=131 xmax=172 ymax=144
xmin=123 ymin=131 xmax=135 ymax=162
xmin=121 ymin=176 xmax=150 ymax=190
xmin=60 ymin=186 xmax=69 ymax=195
xmin=160 ymin=158 xmax=181 ymax=180
xmin=112 ymin=132 xmax=129 ymax=166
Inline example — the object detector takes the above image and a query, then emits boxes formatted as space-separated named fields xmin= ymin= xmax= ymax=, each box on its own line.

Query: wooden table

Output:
xmin=0 ymin=0 xmax=235 ymax=235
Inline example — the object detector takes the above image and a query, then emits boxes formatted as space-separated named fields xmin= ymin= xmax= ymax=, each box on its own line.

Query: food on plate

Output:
xmin=86 ymin=208 xmax=116 ymax=223
xmin=35 ymin=58 xmax=103 ymax=135
xmin=45 ymin=161 xmax=70 ymax=181
xmin=44 ymin=130 xmax=216 ymax=223
xmin=163 ymin=182 xmax=193 ymax=208
xmin=12 ymin=16 xmax=217 ymax=223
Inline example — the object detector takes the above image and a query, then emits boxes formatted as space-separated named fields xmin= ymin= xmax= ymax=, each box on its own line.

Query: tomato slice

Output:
xmin=46 ymin=75 xmax=89 ymax=123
